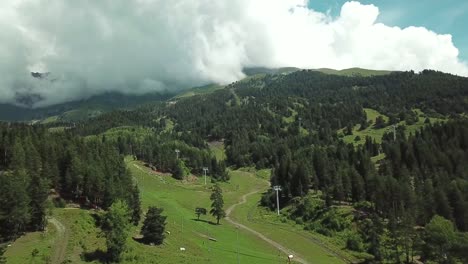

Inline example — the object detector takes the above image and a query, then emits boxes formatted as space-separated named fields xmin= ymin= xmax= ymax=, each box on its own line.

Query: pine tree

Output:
xmin=434 ymin=189 xmax=453 ymax=221
xmin=210 ymin=184 xmax=226 ymax=225
xmin=448 ymin=183 xmax=467 ymax=231
xmin=140 ymin=207 xmax=167 ymax=245
xmin=102 ymin=201 xmax=130 ymax=263
xmin=0 ymin=170 xmax=31 ymax=239
xmin=350 ymin=168 xmax=365 ymax=202
xmin=28 ymin=175 xmax=50 ymax=231
xmin=421 ymin=179 xmax=436 ymax=223
xmin=291 ymin=164 xmax=310 ymax=197
xmin=173 ymin=160 xmax=186 ymax=180
xmin=129 ymin=185 xmax=142 ymax=226
xmin=10 ymin=140 xmax=25 ymax=172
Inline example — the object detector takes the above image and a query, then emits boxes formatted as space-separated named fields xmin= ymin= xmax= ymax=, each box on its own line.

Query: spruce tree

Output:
xmin=434 ymin=189 xmax=453 ymax=221
xmin=102 ymin=201 xmax=130 ymax=263
xmin=140 ymin=207 xmax=167 ymax=245
xmin=10 ymin=140 xmax=25 ymax=172
xmin=448 ymin=183 xmax=467 ymax=231
xmin=210 ymin=184 xmax=226 ymax=225
xmin=173 ymin=160 xmax=186 ymax=180
xmin=28 ymin=175 xmax=50 ymax=231
xmin=0 ymin=170 xmax=31 ymax=239
xmin=129 ymin=185 xmax=142 ymax=226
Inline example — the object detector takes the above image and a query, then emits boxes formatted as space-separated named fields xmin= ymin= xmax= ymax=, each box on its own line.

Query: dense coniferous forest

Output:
xmin=0 ymin=124 xmax=139 ymax=242
xmin=1 ymin=69 xmax=468 ymax=263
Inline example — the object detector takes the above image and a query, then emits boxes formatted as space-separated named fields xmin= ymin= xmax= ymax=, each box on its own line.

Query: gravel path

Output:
xmin=48 ymin=217 xmax=69 ymax=264
xmin=225 ymin=190 xmax=309 ymax=264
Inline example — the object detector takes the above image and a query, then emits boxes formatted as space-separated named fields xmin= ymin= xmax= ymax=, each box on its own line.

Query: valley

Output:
xmin=5 ymin=158 xmax=347 ymax=263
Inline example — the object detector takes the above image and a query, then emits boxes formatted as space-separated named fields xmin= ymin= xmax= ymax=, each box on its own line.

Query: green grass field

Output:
xmin=315 ymin=68 xmax=393 ymax=77
xmin=125 ymin=161 xmax=287 ymax=264
xmin=175 ymin=84 xmax=224 ymax=99
xmin=4 ymin=221 xmax=57 ymax=263
xmin=341 ymin=108 xmax=445 ymax=146
xmin=227 ymin=187 xmax=351 ymax=264
xmin=5 ymin=158 xmax=347 ymax=264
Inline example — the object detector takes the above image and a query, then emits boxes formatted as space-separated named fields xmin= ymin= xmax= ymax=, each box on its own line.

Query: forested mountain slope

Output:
xmin=2 ymin=69 xmax=468 ymax=263
xmin=67 ymin=69 xmax=468 ymax=262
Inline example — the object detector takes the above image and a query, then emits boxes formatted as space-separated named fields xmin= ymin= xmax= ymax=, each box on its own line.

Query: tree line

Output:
xmin=0 ymin=123 xmax=140 ymax=241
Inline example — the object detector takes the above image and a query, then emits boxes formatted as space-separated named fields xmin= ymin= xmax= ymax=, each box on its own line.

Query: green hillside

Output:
xmin=5 ymin=159 xmax=346 ymax=263
xmin=314 ymin=68 xmax=393 ymax=76
xmin=2 ymin=69 xmax=468 ymax=264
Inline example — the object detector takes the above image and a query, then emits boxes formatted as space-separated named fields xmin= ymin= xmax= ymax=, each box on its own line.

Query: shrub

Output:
xmin=346 ymin=233 xmax=364 ymax=252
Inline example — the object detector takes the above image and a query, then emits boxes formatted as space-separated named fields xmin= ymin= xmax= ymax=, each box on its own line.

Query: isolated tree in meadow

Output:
xmin=102 ymin=201 xmax=131 ymax=263
xmin=141 ymin=207 xmax=167 ymax=245
xmin=195 ymin=207 xmax=207 ymax=220
xmin=210 ymin=184 xmax=226 ymax=225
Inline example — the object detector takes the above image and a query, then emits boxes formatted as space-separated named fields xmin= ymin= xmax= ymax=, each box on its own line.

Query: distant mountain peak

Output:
xmin=31 ymin=72 xmax=50 ymax=79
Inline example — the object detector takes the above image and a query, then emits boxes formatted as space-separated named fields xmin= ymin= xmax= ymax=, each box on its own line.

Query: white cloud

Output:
xmin=0 ymin=0 xmax=467 ymax=107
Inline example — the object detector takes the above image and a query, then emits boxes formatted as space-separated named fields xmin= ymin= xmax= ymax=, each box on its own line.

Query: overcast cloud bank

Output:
xmin=1 ymin=0 xmax=467 ymax=107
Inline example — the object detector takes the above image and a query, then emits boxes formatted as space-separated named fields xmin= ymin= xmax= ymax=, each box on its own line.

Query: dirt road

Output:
xmin=48 ymin=217 xmax=69 ymax=264
xmin=225 ymin=190 xmax=309 ymax=264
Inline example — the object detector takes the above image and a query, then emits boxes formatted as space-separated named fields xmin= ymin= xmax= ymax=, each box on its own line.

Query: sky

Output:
xmin=0 ymin=0 xmax=467 ymax=107
xmin=309 ymin=0 xmax=468 ymax=61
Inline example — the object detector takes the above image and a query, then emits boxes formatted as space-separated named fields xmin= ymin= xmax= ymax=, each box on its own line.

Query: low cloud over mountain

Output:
xmin=1 ymin=0 xmax=467 ymax=107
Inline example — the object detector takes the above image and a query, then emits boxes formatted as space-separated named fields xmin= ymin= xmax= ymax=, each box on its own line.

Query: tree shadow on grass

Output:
xmin=82 ymin=249 xmax=108 ymax=263
xmin=132 ymin=237 xmax=165 ymax=246
xmin=132 ymin=236 xmax=145 ymax=244
xmin=191 ymin=218 xmax=218 ymax=225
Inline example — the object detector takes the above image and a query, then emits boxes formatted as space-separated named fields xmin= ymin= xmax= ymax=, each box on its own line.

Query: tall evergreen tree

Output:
xmin=28 ymin=175 xmax=50 ymax=231
xmin=102 ymin=201 xmax=130 ymax=263
xmin=9 ymin=140 xmax=25 ymax=172
xmin=448 ymin=183 xmax=468 ymax=231
xmin=0 ymin=170 xmax=31 ymax=239
xmin=210 ymin=184 xmax=226 ymax=225
xmin=434 ymin=189 xmax=453 ymax=221
xmin=140 ymin=207 xmax=167 ymax=245
xmin=129 ymin=185 xmax=142 ymax=226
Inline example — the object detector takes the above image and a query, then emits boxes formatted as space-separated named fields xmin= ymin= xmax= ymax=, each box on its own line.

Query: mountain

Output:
xmin=0 ymin=92 xmax=173 ymax=122
xmin=2 ymin=68 xmax=468 ymax=264
xmin=0 ymin=67 xmax=396 ymax=122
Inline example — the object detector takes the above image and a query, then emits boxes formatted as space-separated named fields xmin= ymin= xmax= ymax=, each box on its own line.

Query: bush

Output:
xmin=374 ymin=116 xmax=386 ymax=128
xmin=53 ymin=197 xmax=66 ymax=208
xmin=320 ymin=208 xmax=349 ymax=232
xmin=295 ymin=217 xmax=304 ymax=225
xmin=346 ymin=233 xmax=363 ymax=252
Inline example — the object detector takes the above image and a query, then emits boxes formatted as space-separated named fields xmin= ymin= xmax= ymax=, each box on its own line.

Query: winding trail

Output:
xmin=225 ymin=190 xmax=309 ymax=264
xmin=48 ymin=217 xmax=69 ymax=264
